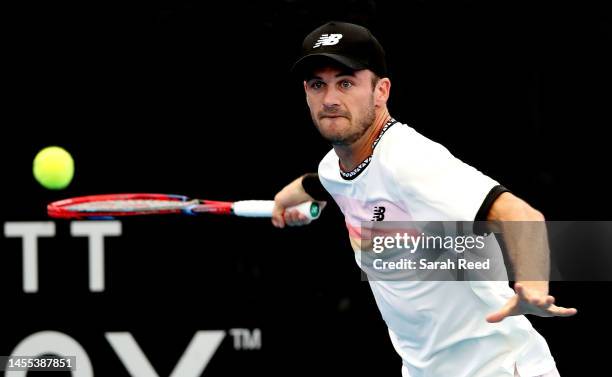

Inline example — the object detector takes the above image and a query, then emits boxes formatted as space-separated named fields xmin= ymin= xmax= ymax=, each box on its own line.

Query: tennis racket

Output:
xmin=47 ymin=193 xmax=322 ymax=220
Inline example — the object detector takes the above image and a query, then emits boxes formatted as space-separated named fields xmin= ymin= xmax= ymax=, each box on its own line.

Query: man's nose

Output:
xmin=322 ymin=86 xmax=341 ymax=108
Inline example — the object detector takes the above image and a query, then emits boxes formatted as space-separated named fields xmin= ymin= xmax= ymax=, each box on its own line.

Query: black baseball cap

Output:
xmin=292 ymin=21 xmax=387 ymax=78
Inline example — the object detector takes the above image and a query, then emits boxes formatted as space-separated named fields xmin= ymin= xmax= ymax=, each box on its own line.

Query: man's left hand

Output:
xmin=486 ymin=281 xmax=578 ymax=323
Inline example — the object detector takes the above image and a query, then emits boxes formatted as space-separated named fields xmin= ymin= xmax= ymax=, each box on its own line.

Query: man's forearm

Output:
xmin=498 ymin=220 xmax=550 ymax=287
xmin=488 ymin=193 xmax=550 ymax=288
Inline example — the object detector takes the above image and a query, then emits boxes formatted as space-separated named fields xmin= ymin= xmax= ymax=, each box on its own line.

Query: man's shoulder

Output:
xmin=377 ymin=121 xmax=453 ymax=164
xmin=317 ymin=148 xmax=339 ymax=178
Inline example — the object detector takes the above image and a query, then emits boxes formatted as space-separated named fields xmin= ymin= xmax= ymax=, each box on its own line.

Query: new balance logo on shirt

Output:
xmin=371 ymin=206 xmax=386 ymax=221
xmin=313 ymin=33 xmax=343 ymax=48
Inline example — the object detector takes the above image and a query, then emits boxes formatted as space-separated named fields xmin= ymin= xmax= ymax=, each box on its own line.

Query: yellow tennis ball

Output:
xmin=33 ymin=146 xmax=75 ymax=190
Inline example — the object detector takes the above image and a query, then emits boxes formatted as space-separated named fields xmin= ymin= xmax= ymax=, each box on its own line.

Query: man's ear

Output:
xmin=375 ymin=78 xmax=391 ymax=106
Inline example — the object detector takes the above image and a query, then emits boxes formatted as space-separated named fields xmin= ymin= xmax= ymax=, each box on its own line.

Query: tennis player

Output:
xmin=272 ymin=21 xmax=576 ymax=377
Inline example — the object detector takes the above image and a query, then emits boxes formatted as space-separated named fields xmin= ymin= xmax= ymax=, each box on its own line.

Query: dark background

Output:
xmin=2 ymin=1 xmax=611 ymax=375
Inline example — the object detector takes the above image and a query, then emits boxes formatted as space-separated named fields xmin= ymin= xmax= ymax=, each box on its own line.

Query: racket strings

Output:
xmin=65 ymin=199 xmax=199 ymax=212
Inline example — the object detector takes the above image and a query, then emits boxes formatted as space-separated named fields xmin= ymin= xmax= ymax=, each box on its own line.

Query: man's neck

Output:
xmin=335 ymin=108 xmax=390 ymax=172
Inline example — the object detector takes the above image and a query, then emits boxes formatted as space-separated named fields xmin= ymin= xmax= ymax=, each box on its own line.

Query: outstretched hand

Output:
xmin=486 ymin=282 xmax=577 ymax=323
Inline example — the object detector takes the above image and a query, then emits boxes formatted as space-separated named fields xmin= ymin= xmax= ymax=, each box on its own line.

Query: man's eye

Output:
xmin=310 ymin=81 xmax=324 ymax=89
xmin=340 ymin=80 xmax=353 ymax=89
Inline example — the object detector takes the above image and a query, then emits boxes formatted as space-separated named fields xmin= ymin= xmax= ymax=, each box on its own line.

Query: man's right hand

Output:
xmin=271 ymin=175 xmax=323 ymax=228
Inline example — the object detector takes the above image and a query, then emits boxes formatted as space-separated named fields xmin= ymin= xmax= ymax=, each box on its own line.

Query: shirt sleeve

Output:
xmin=474 ymin=184 xmax=511 ymax=221
xmin=384 ymin=126 xmax=503 ymax=221
xmin=301 ymin=173 xmax=331 ymax=201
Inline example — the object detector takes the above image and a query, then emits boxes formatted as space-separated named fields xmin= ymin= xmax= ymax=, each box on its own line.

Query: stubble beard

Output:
xmin=312 ymin=95 xmax=376 ymax=146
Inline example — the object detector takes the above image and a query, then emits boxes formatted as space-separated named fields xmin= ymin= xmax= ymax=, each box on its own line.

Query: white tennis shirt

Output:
xmin=317 ymin=119 xmax=556 ymax=377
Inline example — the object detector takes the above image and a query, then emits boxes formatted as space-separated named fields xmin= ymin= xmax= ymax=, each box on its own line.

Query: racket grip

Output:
xmin=232 ymin=200 xmax=322 ymax=220
xmin=286 ymin=201 xmax=323 ymax=221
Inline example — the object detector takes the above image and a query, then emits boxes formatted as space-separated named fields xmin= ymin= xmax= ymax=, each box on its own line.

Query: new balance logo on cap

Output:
xmin=293 ymin=22 xmax=387 ymax=78
xmin=313 ymin=33 xmax=343 ymax=48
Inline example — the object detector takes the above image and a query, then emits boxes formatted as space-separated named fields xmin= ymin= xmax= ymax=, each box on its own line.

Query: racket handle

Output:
xmin=286 ymin=201 xmax=323 ymax=221
xmin=232 ymin=200 xmax=322 ymax=220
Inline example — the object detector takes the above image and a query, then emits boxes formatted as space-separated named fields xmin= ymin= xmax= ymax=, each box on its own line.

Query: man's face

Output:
xmin=304 ymin=67 xmax=377 ymax=146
